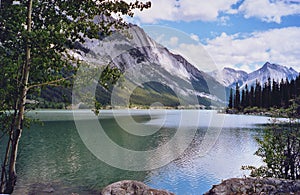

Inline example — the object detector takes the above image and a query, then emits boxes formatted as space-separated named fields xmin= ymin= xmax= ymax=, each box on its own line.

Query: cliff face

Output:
xmin=205 ymin=177 xmax=300 ymax=195
xmin=73 ymin=25 xmax=226 ymax=107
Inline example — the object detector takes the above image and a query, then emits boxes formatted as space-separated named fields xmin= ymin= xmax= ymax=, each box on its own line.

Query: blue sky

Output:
xmin=125 ymin=0 xmax=300 ymax=72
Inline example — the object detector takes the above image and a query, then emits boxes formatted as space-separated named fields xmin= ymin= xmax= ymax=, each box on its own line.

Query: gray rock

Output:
xmin=205 ymin=177 xmax=300 ymax=195
xmin=101 ymin=180 xmax=175 ymax=195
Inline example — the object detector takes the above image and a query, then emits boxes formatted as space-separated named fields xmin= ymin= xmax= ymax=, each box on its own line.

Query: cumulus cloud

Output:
xmin=237 ymin=0 xmax=300 ymax=23
xmin=177 ymin=43 xmax=217 ymax=71
xmin=124 ymin=0 xmax=239 ymax=23
xmin=190 ymin=34 xmax=200 ymax=42
xmin=203 ymin=27 xmax=300 ymax=71
xmin=165 ymin=27 xmax=300 ymax=72
xmin=125 ymin=0 xmax=300 ymax=24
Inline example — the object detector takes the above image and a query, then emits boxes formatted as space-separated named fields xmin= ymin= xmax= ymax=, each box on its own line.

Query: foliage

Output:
xmin=242 ymin=100 xmax=300 ymax=180
xmin=0 ymin=0 xmax=150 ymax=193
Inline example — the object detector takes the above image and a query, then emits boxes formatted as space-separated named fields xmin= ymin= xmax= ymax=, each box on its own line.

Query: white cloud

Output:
xmin=190 ymin=33 xmax=200 ymax=42
xmin=125 ymin=0 xmax=300 ymax=24
xmin=218 ymin=16 xmax=230 ymax=26
xmin=169 ymin=36 xmax=179 ymax=46
xmin=203 ymin=27 xmax=300 ymax=71
xmin=172 ymin=43 xmax=218 ymax=72
xmin=165 ymin=27 xmax=300 ymax=72
xmin=125 ymin=0 xmax=239 ymax=23
xmin=237 ymin=0 xmax=300 ymax=23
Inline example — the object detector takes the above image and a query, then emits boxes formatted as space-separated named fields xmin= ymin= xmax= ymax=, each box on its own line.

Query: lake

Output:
xmin=7 ymin=110 xmax=270 ymax=194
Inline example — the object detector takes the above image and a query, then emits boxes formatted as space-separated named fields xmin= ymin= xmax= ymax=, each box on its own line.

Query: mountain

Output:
xmin=210 ymin=62 xmax=299 ymax=89
xmin=63 ymin=24 xmax=227 ymax=108
xmin=209 ymin=67 xmax=248 ymax=88
xmin=245 ymin=62 xmax=299 ymax=88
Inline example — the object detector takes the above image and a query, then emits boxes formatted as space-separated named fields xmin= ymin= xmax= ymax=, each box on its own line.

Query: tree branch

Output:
xmin=28 ymin=75 xmax=74 ymax=89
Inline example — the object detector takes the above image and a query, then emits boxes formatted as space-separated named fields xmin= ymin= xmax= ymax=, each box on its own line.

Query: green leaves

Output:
xmin=243 ymin=105 xmax=300 ymax=180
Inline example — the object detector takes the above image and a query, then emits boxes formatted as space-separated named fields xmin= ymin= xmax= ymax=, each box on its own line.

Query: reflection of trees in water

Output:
xmin=16 ymin=120 xmax=149 ymax=191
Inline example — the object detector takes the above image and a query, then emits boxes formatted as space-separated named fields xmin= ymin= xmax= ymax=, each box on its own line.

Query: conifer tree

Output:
xmin=245 ymin=84 xmax=250 ymax=108
xmin=228 ymin=88 xmax=233 ymax=109
xmin=234 ymin=82 xmax=240 ymax=110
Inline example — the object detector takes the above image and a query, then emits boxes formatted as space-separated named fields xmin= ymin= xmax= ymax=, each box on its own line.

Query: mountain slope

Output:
xmin=70 ymin=25 xmax=227 ymax=107
xmin=209 ymin=68 xmax=248 ymax=88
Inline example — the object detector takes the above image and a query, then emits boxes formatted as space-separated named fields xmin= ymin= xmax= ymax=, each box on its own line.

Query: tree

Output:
xmin=254 ymin=80 xmax=262 ymax=108
xmin=0 ymin=0 xmax=150 ymax=193
xmin=243 ymin=101 xmax=300 ymax=180
xmin=228 ymin=88 xmax=233 ymax=109
xmin=249 ymin=85 xmax=255 ymax=107
xmin=241 ymin=89 xmax=246 ymax=109
xmin=234 ymin=82 xmax=240 ymax=110
xmin=272 ymin=79 xmax=280 ymax=107
xmin=244 ymin=84 xmax=250 ymax=108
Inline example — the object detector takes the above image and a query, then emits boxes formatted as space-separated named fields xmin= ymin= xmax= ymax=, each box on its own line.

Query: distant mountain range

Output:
xmin=209 ymin=62 xmax=299 ymax=89
xmin=38 ymin=23 xmax=299 ymax=108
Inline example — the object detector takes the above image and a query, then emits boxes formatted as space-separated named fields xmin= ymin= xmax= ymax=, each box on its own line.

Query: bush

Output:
xmin=243 ymin=101 xmax=300 ymax=180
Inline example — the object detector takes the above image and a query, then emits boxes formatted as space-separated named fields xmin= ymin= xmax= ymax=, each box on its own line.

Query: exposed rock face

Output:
xmin=101 ymin=180 xmax=175 ymax=195
xmin=205 ymin=177 xmax=300 ymax=195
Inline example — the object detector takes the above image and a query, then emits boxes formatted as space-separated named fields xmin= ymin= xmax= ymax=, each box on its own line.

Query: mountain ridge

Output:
xmin=209 ymin=62 xmax=299 ymax=89
xmin=68 ymin=24 xmax=227 ymax=108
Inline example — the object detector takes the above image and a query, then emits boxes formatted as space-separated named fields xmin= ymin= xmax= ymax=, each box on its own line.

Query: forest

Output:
xmin=227 ymin=74 xmax=300 ymax=113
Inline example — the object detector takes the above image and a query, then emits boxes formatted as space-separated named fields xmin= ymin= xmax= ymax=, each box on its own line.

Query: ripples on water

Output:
xmin=1 ymin=110 xmax=267 ymax=194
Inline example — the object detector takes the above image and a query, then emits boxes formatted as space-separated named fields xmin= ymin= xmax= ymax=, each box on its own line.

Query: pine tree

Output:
xmin=245 ymin=84 xmax=250 ymax=108
xmin=296 ymin=73 xmax=300 ymax=97
xmin=272 ymin=79 xmax=280 ymax=107
xmin=250 ymin=85 xmax=255 ymax=107
xmin=241 ymin=89 xmax=246 ymax=109
xmin=234 ymin=82 xmax=240 ymax=110
xmin=228 ymin=88 xmax=233 ymax=109
xmin=254 ymin=80 xmax=262 ymax=107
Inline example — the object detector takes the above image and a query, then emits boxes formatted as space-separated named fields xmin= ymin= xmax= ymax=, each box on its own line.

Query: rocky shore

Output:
xmin=13 ymin=178 xmax=300 ymax=194
xmin=205 ymin=177 xmax=300 ymax=195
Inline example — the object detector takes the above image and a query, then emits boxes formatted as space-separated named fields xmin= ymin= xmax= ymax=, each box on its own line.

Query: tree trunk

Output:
xmin=0 ymin=108 xmax=18 ymax=192
xmin=4 ymin=0 xmax=32 ymax=193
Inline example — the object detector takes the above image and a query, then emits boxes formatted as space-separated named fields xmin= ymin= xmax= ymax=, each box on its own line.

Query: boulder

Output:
xmin=101 ymin=180 xmax=175 ymax=195
xmin=205 ymin=177 xmax=300 ymax=195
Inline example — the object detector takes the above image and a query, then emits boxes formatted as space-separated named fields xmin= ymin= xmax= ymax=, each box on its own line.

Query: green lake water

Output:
xmin=2 ymin=110 xmax=270 ymax=194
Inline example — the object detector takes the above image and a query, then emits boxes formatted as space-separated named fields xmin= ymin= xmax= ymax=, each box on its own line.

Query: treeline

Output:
xmin=228 ymin=74 xmax=300 ymax=111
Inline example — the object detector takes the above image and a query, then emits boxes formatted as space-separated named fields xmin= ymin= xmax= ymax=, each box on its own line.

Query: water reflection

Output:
xmin=6 ymin=110 xmax=267 ymax=194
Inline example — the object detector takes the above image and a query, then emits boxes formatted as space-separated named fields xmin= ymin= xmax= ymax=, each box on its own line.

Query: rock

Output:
xmin=42 ymin=186 xmax=55 ymax=193
xmin=101 ymin=180 xmax=175 ymax=195
xmin=205 ymin=177 xmax=300 ymax=195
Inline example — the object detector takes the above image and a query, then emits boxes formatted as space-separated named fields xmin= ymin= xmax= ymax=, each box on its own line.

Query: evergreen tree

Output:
xmin=290 ymin=79 xmax=296 ymax=99
xmin=241 ymin=89 xmax=246 ymax=109
xmin=250 ymin=85 xmax=255 ymax=107
xmin=296 ymin=73 xmax=300 ymax=97
xmin=272 ymin=79 xmax=280 ymax=107
xmin=245 ymin=84 xmax=250 ymax=108
xmin=234 ymin=82 xmax=240 ymax=110
xmin=228 ymin=88 xmax=233 ymax=109
xmin=254 ymin=80 xmax=262 ymax=107
xmin=266 ymin=77 xmax=272 ymax=108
